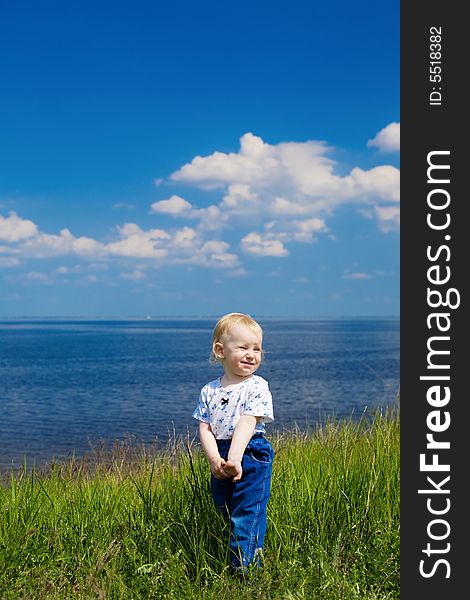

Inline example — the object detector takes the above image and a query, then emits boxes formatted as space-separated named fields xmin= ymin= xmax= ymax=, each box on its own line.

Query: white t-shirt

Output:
xmin=192 ymin=374 xmax=274 ymax=439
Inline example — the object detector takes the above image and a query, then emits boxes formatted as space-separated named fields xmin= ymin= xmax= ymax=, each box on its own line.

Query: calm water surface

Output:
xmin=0 ymin=318 xmax=399 ymax=469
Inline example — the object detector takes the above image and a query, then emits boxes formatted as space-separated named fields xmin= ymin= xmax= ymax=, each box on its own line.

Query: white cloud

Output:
xmin=0 ymin=256 xmax=21 ymax=267
xmin=221 ymin=184 xmax=258 ymax=208
xmin=373 ymin=205 xmax=400 ymax=232
xmin=342 ymin=272 xmax=372 ymax=280
xmin=206 ymin=252 xmax=239 ymax=268
xmin=106 ymin=224 xmax=169 ymax=258
xmin=0 ymin=212 xmax=241 ymax=271
xmin=0 ymin=212 xmax=38 ymax=242
xmin=24 ymin=271 xmax=51 ymax=283
xmin=345 ymin=165 xmax=400 ymax=203
xmin=19 ymin=228 xmax=106 ymax=258
xmin=241 ymin=232 xmax=289 ymax=257
xmin=55 ymin=263 xmax=108 ymax=275
xmin=227 ymin=267 xmax=248 ymax=277
xmin=150 ymin=195 xmax=194 ymax=215
xmin=367 ymin=122 xmax=400 ymax=152
xmin=359 ymin=204 xmax=400 ymax=233
xmin=172 ymin=227 xmax=197 ymax=248
xmin=201 ymin=240 xmax=230 ymax=254
xmin=171 ymin=132 xmax=279 ymax=189
xmin=120 ymin=269 xmax=148 ymax=280
xmin=168 ymin=132 xmax=400 ymax=234
xmin=1 ymin=125 xmax=399 ymax=275
xmin=291 ymin=218 xmax=328 ymax=242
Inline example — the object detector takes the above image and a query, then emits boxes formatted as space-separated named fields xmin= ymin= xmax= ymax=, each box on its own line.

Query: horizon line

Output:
xmin=0 ymin=314 xmax=400 ymax=320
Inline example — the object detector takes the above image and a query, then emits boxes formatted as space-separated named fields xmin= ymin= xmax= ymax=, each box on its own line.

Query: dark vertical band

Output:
xmin=401 ymin=2 xmax=466 ymax=597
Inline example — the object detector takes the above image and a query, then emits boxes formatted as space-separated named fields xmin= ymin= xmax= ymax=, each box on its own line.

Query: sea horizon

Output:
xmin=0 ymin=314 xmax=400 ymax=321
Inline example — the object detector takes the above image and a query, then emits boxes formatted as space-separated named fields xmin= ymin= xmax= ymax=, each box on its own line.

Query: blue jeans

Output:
xmin=211 ymin=434 xmax=274 ymax=570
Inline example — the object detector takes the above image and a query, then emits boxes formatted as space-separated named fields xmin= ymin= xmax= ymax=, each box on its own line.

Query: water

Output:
xmin=0 ymin=318 xmax=399 ymax=469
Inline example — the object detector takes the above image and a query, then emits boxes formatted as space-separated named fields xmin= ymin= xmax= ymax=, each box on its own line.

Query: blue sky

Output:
xmin=0 ymin=0 xmax=399 ymax=318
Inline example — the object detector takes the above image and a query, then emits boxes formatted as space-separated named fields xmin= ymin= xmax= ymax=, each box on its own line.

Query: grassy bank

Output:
xmin=0 ymin=409 xmax=399 ymax=599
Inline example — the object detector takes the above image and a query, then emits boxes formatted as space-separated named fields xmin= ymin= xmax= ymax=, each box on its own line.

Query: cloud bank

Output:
xmin=1 ymin=124 xmax=399 ymax=274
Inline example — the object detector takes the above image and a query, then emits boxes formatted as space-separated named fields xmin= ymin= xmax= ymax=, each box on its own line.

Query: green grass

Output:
xmin=0 ymin=408 xmax=399 ymax=599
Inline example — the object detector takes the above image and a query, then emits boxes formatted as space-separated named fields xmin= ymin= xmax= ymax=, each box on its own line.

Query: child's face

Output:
xmin=215 ymin=323 xmax=262 ymax=380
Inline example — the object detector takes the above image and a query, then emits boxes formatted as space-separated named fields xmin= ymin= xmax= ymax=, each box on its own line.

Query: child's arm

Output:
xmin=225 ymin=415 xmax=258 ymax=482
xmin=198 ymin=421 xmax=230 ymax=480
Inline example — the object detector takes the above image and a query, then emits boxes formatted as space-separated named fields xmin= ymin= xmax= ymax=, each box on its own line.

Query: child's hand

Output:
xmin=210 ymin=456 xmax=231 ymax=480
xmin=224 ymin=460 xmax=243 ymax=482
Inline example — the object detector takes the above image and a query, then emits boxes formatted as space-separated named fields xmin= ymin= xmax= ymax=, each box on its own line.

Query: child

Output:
xmin=192 ymin=312 xmax=274 ymax=574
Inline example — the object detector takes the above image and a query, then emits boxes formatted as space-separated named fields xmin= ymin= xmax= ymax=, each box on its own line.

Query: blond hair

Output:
xmin=210 ymin=312 xmax=263 ymax=364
